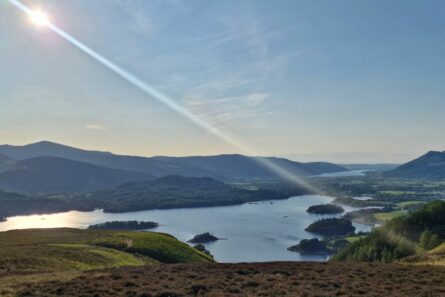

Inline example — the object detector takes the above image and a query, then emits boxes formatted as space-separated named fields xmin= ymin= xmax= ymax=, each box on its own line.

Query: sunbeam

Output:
xmin=7 ymin=0 xmax=316 ymax=193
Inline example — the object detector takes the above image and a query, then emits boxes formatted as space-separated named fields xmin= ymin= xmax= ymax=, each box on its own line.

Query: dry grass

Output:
xmin=14 ymin=261 xmax=445 ymax=297
xmin=0 ymin=228 xmax=212 ymax=296
xmin=399 ymin=243 xmax=445 ymax=267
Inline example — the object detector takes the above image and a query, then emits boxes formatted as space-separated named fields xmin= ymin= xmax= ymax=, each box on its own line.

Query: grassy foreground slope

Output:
xmin=15 ymin=262 xmax=445 ymax=297
xmin=0 ymin=228 xmax=212 ymax=296
xmin=399 ymin=242 xmax=445 ymax=266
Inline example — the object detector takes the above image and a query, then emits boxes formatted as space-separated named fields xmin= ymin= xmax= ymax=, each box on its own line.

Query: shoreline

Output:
xmin=0 ymin=194 xmax=323 ymax=224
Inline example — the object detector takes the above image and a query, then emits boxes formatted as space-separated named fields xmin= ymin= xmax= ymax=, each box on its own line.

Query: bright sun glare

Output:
xmin=29 ymin=9 xmax=49 ymax=27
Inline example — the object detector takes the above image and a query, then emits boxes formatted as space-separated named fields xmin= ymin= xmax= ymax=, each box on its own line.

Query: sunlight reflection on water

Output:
xmin=0 ymin=195 xmax=373 ymax=263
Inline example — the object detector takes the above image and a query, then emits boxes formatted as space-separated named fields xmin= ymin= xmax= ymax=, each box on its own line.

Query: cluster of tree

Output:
xmin=333 ymin=201 xmax=445 ymax=262
xmin=188 ymin=232 xmax=219 ymax=243
xmin=418 ymin=229 xmax=441 ymax=251
xmin=87 ymin=221 xmax=159 ymax=230
xmin=287 ymin=238 xmax=331 ymax=255
xmin=193 ymin=244 xmax=214 ymax=258
xmin=306 ymin=204 xmax=344 ymax=214
xmin=333 ymin=230 xmax=412 ymax=262
xmin=305 ymin=218 xmax=355 ymax=237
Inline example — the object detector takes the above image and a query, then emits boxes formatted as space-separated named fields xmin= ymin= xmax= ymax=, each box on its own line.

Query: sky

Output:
xmin=1 ymin=0 xmax=444 ymax=163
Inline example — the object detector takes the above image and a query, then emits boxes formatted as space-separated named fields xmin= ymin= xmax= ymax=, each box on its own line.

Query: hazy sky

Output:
xmin=1 ymin=0 xmax=444 ymax=163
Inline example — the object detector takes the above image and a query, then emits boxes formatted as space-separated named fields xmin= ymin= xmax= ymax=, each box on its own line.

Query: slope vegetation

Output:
xmin=13 ymin=262 xmax=445 ymax=297
xmin=0 ymin=228 xmax=212 ymax=296
xmin=400 ymin=242 xmax=445 ymax=266
xmin=333 ymin=200 xmax=445 ymax=262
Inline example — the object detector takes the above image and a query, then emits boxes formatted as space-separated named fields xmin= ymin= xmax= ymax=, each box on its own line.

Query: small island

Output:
xmin=305 ymin=218 xmax=355 ymax=237
xmin=306 ymin=204 xmax=344 ymax=214
xmin=287 ymin=238 xmax=331 ymax=255
xmin=188 ymin=232 xmax=219 ymax=243
xmin=87 ymin=220 xmax=159 ymax=230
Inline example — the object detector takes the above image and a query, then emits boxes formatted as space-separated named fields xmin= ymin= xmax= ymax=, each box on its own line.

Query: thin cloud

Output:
xmin=245 ymin=93 xmax=270 ymax=105
xmin=184 ymin=92 xmax=272 ymax=127
xmin=85 ymin=124 xmax=107 ymax=131
xmin=118 ymin=0 xmax=154 ymax=36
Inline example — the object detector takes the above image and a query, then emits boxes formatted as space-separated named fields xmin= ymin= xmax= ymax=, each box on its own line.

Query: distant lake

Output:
xmin=316 ymin=170 xmax=370 ymax=177
xmin=0 ymin=195 xmax=373 ymax=263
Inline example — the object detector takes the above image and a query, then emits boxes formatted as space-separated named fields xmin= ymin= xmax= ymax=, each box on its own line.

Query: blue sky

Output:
xmin=1 ymin=0 xmax=444 ymax=163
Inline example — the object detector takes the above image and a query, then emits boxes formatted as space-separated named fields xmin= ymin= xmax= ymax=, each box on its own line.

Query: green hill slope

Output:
xmin=399 ymin=242 xmax=445 ymax=266
xmin=0 ymin=228 xmax=212 ymax=296
xmin=333 ymin=200 xmax=445 ymax=263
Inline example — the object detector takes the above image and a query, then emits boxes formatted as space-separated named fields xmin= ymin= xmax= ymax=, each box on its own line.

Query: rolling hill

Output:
xmin=0 ymin=153 xmax=15 ymax=173
xmin=84 ymin=175 xmax=304 ymax=212
xmin=0 ymin=156 xmax=153 ymax=194
xmin=0 ymin=141 xmax=347 ymax=180
xmin=384 ymin=151 xmax=445 ymax=179
xmin=0 ymin=153 xmax=11 ymax=165
xmin=154 ymin=155 xmax=347 ymax=179
xmin=0 ymin=175 xmax=306 ymax=220
xmin=0 ymin=141 xmax=205 ymax=177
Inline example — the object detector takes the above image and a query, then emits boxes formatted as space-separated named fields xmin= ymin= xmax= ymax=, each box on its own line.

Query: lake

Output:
xmin=0 ymin=195 xmax=373 ymax=263
xmin=317 ymin=170 xmax=370 ymax=177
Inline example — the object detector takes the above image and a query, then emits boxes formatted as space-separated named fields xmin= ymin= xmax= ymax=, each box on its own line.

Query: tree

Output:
xmin=419 ymin=229 xmax=441 ymax=251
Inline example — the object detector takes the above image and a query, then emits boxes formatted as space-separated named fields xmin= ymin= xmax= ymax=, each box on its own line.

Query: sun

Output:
xmin=29 ymin=9 xmax=50 ymax=27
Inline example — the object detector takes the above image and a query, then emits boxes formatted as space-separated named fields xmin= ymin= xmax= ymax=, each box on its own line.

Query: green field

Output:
xmin=0 ymin=228 xmax=212 ymax=296
xmin=344 ymin=236 xmax=364 ymax=243
xmin=374 ymin=210 xmax=408 ymax=222
xmin=397 ymin=200 xmax=427 ymax=209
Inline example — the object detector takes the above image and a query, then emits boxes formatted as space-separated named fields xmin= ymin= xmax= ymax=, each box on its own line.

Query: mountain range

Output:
xmin=384 ymin=151 xmax=445 ymax=179
xmin=0 ymin=156 xmax=153 ymax=194
xmin=0 ymin=141 xmax=347 ymax=194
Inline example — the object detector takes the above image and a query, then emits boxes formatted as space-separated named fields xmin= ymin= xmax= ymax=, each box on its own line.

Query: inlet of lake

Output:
xmin=0 ymin=195 xmax=374 ymax=263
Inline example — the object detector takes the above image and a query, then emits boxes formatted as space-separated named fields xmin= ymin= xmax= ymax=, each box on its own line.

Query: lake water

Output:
xmin=317 ymin=170 xmax=369 ymax=177
xmin=0 ymin=195 xmax=373 ymax=263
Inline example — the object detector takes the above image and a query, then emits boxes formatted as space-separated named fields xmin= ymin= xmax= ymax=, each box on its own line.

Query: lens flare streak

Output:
xmin=7 ymin=0 xmax=316 ymax=192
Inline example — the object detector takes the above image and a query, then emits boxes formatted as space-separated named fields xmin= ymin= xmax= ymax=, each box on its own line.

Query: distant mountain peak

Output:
xmin=384 ymin=150 xmax=445 ymax=179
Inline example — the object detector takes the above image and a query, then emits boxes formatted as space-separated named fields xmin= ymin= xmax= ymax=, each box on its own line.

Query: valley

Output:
xmin=1 ymin=142 xmax=445 ymax=295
